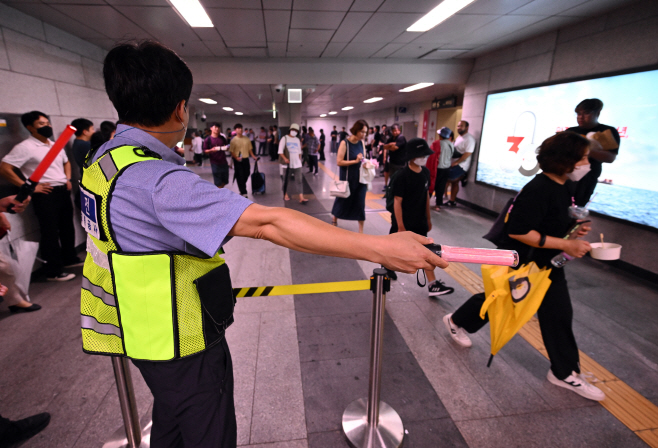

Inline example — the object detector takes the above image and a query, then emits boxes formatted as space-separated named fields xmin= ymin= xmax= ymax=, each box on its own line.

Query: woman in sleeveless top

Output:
xmin=331 ymin=120 xmax=368 ymax=233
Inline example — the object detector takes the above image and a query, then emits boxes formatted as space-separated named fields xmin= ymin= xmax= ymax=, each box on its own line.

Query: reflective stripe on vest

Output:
xmin=80 ymin=145 xmax=232 ymax=361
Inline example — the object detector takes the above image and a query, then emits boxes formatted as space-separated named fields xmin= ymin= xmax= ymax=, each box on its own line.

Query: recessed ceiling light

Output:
xmin=199 ymin=98 xmax=217 ymax=104
xmin=329 ymin=111 xmax=338 ymax=115
xmin=235 ymin=112 xmax=243 ymax=115
xmin=288 ymin=88 xmax=302 ymax=103
xmin=169 ymin=0 xmax=214 ymax=28
xmin=341 ymin=106 xmax=354 ymax=111
xmin=407 ymin=0 xmax=477 ymax=32
xmin=363 ymin=97 xmax=383 ymax=103
xmin=223 ymin=107 xmax=233 ymax=111
xmin=399 ymin=83 xmax=434 ymax=92
xmin=320 ymin=114 xmax=327 ymax=117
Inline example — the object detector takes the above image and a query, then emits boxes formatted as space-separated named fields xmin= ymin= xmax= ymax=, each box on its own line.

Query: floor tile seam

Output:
xmin=248 ymin=312 xmax=262 ymax=445
xmin=298 ymin=348 xmax=412 ymax=364
xmin=237 ymin=438 xmax=308 ymax=448
xmin=69 ymin=382 xmax=115 ymax=448
xmin=452 ymin=402 xmax=601 ymax=424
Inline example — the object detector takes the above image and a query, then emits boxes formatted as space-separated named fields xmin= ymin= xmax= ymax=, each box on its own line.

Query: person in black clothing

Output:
xmin=383 ymin=123 xmax=407 ymax=187
xmin=318 ymin=129 xmax=326 ymax=161
xmin=70 ymin=118 xmax=94 ymax=176
xmin=330 ymin=126 xmax=338 ymax=154
xmin=444 ymin=132 xmax=605 ymax=402
xmin=388 ymin=138 xmax=454 ymax=296
xmin=339 ymin=127 xmax=348 ymax=143
xmin=90 ymin=120 xmax=115 ymax=150
xmin=566 ymin=98 xmax=620 ymax=206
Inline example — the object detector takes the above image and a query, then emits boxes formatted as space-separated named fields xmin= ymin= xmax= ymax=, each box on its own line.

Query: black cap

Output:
xmin=405 ymin=138 xmax=433 ymax=161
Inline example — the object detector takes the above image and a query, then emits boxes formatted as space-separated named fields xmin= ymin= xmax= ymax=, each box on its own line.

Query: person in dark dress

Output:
xmin=319 ymin=129 xmax=326 ymax=161
xmin=331 ymin=120 xmax=368 ymax=233
xmin=566 ymin=98 xmax=620 ymax=206
xmin=443 ymin=132 xmax=605 ymax=402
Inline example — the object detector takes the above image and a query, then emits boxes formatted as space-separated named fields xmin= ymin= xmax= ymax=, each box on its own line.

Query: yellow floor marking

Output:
xmin=443 ymin=262 xmax=658 ymax=447
xmin=318 ymin=162 xmax=336 ymax=180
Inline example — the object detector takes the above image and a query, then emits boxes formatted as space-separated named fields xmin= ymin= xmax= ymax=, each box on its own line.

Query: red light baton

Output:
xmin=8 ymin=125 xmax=76 ymax=213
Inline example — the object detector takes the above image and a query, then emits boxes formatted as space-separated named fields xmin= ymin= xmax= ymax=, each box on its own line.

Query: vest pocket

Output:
xmin=194 ymin=263 xmax=235 ymax=347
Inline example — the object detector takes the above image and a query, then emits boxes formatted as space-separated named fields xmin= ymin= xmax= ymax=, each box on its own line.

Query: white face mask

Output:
xmin=414 ymin=156 xmax=429 ymax=167
xmin=290 ymin=130 xmax=298 ymax=137
xmin=566 ymin=163 xmax=591 ymax=182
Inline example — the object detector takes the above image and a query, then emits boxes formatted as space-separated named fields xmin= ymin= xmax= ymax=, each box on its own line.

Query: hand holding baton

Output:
xmin=425 ymin=244 xmax=519 ymax=267
xmin=8 ymin=125 xmax=76 ymax=213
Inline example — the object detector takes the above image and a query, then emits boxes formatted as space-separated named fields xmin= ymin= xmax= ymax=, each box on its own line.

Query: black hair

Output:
xmin=575 ymin=98 xmax=603 ymax=113
xmin=391 ymin=123 xmax=400 ymax=131
xmin=308 ymin=127 xmax=314 ymax=134
xmin=103 ymin=40 xmax=193 ymax=127
xmin=460 ymin=120 xmax=469 ymax=128
xmin=21 ymin=111 xmax=49 ymax=129
xmin=350 ymin=119 xmax=369 ymax=136
xmin=537 ymin=132 xmax=589 ymax=176
xmin=100 ymin=121 xmax=116 ymax=141
xmin=71 ymin=118 xmax=93 ymax=137
xmin=210 ymin=122 xmax=220 ymax=129
xmin=375 ymin=125 xmax=380 ymax=132
xmin=234 ymin=123 xmax=243 ymax=129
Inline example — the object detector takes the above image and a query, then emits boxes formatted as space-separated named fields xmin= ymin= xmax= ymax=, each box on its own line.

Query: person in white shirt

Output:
xmin=0 ymin=111 xmax=80 ymax=281
xmin=191 ymin=130 xmax=204 ymax=166
xmin=445 ymin=120 xmax=477 ymax=207
xmin=278 ymin=123 xmax=307 ymax=204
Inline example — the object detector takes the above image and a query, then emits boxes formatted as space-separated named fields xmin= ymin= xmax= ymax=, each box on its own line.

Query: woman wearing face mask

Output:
xmin=443 ymin=132 xmax=605 ymax=402
xmin=331 ymin=120 xmax=368 ymax=232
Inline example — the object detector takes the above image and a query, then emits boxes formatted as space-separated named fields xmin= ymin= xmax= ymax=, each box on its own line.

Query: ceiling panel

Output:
xmin=115 ymin=6 xmax=200 ymax=49
xmin=388 ymin=43 xmax=437 ymax=58
xmin=351 ymin=12 xmax=423 ymax=43
xmin=391 ymin=31 xmax=422 ymax=43
xmin=267 ymin=42 xmax=287 ymax=57
xmin=287 ymin=42 xmax=327 ymax=57
xmin=421 ymin=49 xmax=469 ymax=59
xmin=558 ymin=0 xmax=638 ymax=16
xmin=460 ymin=0 xmax=533 ymax=15
xmin=410 ymin=14 xmax=501 ymax=44
xmin=224 ymin=41 xmax=267 ymax=48
xmin=339 ymin=42 xmax=385 ymax=58
xmin=206 ymin=8 xmax=266 ymax=42
xmin=511 ymin=0 xmax=590 ymax=16
xmin=331 ymin=12 xmax=372 ymax=42
xmin=264 ymin=10 xmax=291 ymax=42
xmin=263 ymin=0 xmax=292 ymax=9
xmin=293 ymin=0 xmax=354 ymax=11
xmin=177 ymin=41 xmax=213 ymax=57
xmin=288 ymin=29 xmax=335 ymax=43
xmin=291 ymin=11 xmax=345 ymax=29
xmin=378 ymin=0 xmax=442 ymax=13
xmin=7 ymin=2 xmax=108 ymax=40
xmin=49 ymin=5 xmax=152 ymax=40
xmin=201 ymin=0 xmax=262 ymax=9
xmin=351 ymin=0 xmax=386 ymax=12
xmin=193 ymin=28 xmax=224 ymax=41
xmin=321 ymin=41 xmax=348 ymax=57
xmin=104 ymin=0 xmax=169 ymax=4
xmin=454 ymin=14 xmax=547 ymax=46
xmin=230 ymin=47 xmax=268 ymax=57
xmin=371 ymin=43 xmax=405 ymax=57
xmin=42 ymin=0 xmax=106 ymax=3
xmin=204 ymin=40 xmax=231 ymax=57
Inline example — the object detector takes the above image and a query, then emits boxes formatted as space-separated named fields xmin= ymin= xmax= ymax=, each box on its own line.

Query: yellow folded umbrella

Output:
xmin=479 ymin=262 xmax=552 ymax=366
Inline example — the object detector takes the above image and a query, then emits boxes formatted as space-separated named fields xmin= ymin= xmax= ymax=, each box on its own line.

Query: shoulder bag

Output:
xmin=330 ymin=140 xmax=351 ymax=198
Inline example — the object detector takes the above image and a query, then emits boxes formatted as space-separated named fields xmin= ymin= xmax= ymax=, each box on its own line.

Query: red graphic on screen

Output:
xmin=507 ymin=136 xmax=524 ymax=153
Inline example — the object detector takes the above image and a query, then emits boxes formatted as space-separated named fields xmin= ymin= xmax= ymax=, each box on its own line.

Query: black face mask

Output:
xmin=36 ymin=126 xmax=53 ymax=139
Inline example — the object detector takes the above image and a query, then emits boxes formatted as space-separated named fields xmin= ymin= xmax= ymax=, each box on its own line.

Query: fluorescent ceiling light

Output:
xmin=199 ymin=98 xmax=217 ymax=104
xmin=407 ymin=0 xmax=477 ymax=32
xmin=320 ymin=114 xmax=327 ymax=117
xmin=169 ymin=0 xmax=214 ymax=28
xmin=223 ymin=106 xmax=233 ymax=111
xmin=329 ymin=111 xmax=337 ymax=115
xmin=400 ymin=82 xmax=434 ymax=92
xmin=341 ymin=106 xmax=354 ymax=111
xmin=363 ymin=97 xmax=383 ymax=103
xmin=235 ymin=112 xmax=243 ymax=115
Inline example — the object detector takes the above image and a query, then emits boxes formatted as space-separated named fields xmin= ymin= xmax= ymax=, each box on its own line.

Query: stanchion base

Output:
xmin=102 ymin=417 xmax=152 ymax=448
xmin=342 ymin=398 xmax=404 ymax=448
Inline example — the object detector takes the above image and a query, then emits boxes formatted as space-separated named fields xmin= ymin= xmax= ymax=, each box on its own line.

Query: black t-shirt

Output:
xmin=373 ymin=132 xmax=382 ymax=146
xmin=319 ymin=132 xmax=325 ymax=144
xmin=72 ymin=139 xmax=91 ymax=176
xmin=501 ymin=174 xmax=575 ymax=268
xmin=565 ymin=124 xmax=619 ymax=177
xmin=388 ymin=134 xmax=407 ymax=166
xmin=390 ymin=166 xmax=431 ymax=236
xmin=331 ymin=130 xmax=337 ymax=141
xmin=339 ymin=131 xmax=348 ymax=141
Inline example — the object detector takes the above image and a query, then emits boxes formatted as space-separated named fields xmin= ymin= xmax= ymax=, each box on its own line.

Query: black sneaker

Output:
xmin=385 ymin=269 xmax=397 ymax=281
xmin=428 ymin=280 xmax=454 ymax=297
xmin=446 ymin=201 xmax=457 ymax=207
xmin=0 ymin=412 xmax=51 ymax=447
xmin=46 ymin=272 xmax=75 ymax=282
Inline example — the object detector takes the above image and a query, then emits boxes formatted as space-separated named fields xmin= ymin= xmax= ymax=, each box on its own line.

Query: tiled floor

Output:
xmin=0 ymin=155 xmax=656 ymax=447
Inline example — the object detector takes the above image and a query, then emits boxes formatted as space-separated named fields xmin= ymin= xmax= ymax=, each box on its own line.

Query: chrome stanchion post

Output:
xmin=342 ymin=268 xmax=404 ymax=448
xmin=111 ymin=356 xmax=142 ymax=448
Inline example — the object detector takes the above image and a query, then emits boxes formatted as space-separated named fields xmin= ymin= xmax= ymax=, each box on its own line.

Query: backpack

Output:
xmin=483 ymin=190 xmax=522 ymax=247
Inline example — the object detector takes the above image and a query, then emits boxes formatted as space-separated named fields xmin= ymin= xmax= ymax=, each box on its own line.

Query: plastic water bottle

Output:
xmin=551 ymin=205 xmax=590 ymax=268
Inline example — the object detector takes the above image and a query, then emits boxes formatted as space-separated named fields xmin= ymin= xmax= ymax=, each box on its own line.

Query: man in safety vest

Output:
xmin=80 ymin=40 xmax=446 ymax=448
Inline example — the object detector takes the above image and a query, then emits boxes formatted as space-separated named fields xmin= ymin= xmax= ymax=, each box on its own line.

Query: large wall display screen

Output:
xmin=477 ymin=69 xmax=658 ymax=229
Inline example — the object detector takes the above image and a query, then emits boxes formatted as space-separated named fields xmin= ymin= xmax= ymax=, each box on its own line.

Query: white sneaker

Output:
xmin=547 ymin=370 xmax=605 ymax=401
xmin=443 ymin=313 xmax=472 ymax=348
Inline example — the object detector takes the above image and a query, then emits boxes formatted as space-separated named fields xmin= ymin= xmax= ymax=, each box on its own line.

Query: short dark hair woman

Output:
xmin=331 ymin=119 xmax=369 ymax=233
xmin=443 ymin=131 xmax=605 ymax=402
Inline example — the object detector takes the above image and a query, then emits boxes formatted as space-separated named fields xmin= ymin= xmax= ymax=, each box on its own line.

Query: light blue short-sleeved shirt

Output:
xmin=90 ymin=125 xmax=252 ymax=257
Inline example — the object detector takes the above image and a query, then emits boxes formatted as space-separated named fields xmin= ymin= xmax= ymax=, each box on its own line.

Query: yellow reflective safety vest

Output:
xmin=80 ymin=145 xmax=235 ymax=361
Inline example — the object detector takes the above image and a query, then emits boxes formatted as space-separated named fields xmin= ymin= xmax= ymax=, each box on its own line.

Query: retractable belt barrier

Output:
xmin=233 ymin=279 xmax=370 ymax=298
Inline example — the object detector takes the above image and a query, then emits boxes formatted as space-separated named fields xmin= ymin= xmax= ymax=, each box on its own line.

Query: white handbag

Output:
xmin=329 ymin=140 xmax=351 ymax=198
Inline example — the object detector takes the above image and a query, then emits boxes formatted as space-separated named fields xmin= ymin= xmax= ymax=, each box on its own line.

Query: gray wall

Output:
xmin=458 ymin=0 xmax=658 ymax=274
